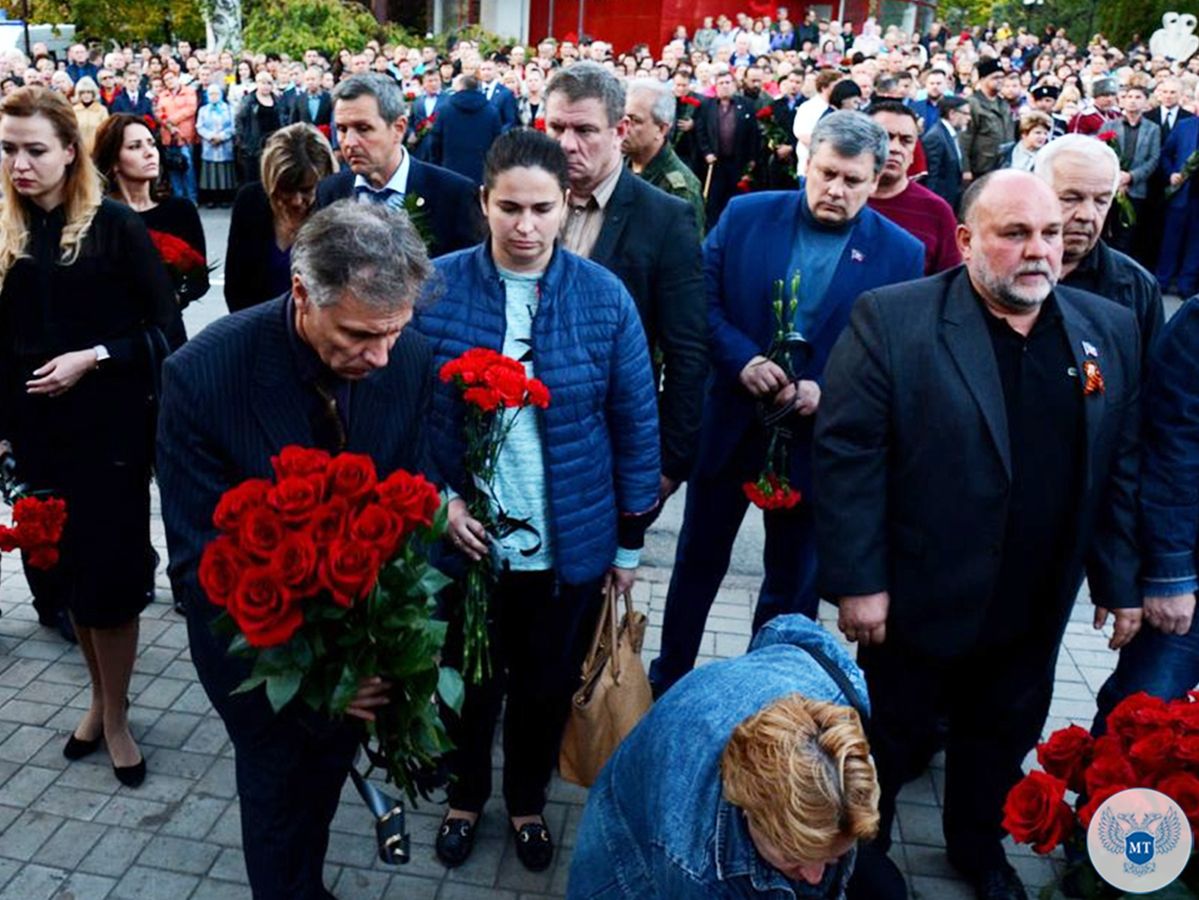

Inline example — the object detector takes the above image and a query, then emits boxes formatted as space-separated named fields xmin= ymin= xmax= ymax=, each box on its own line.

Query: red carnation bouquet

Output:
xmin=673 ymin=94 xmax=701 ymax=146
xmin=147 ymin=228 xmax=213 ymax=309
xmin=439 ymin=348 xmax=551 ymax=683
xmin=0 ymin=451 xmax=66 ymax=570
xmin=1004 ymin=691 xmax=1199 ymax=895
xmin=198 ymin=446 xmax=463 ymax=801
xmin=742 ymin=272 xmax=808 ymax=511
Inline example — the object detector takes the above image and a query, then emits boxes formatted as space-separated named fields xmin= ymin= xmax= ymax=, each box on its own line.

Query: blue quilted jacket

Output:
xmin=416 ymin=243 xmax=661 ymax=586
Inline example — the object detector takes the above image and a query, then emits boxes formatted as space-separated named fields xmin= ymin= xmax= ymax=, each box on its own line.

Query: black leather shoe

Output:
xmin=967 ymin=863 xmax=1028 ymax=900
xmin=63 ymin=729 xmax=102 ymax=761
xmin=512 ymin=820 xmax=554 ymax=872
xmin=55 ymin=608 xmax=77 ymax=644
xmin=435 ymin=815 xmax=478 ymax=868
xmin=113 ymin=757 xmax=146 ymax=788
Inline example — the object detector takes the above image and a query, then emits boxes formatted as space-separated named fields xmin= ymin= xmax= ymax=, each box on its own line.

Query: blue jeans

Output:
xmin=1093 ymin=617 xmax=1199 ymax=734
xmin=168 ymin=144 xmax=197 ymax=205
xmin=649 ymin=435 xmax=819 ymax=696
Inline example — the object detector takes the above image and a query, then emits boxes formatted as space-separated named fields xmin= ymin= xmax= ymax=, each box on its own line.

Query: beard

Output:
xmin=973 ymin=253 xmax=1058 ymax=311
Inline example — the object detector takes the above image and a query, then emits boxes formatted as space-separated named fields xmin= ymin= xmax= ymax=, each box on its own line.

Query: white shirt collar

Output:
xmin=354 ymin=147 xmax=410 ymax=197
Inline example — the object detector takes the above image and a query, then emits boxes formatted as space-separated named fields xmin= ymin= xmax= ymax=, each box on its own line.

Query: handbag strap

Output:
xmin=580 ymin=585 xmax=633 ymax=682
xmin=794 ymin=642 xmax=870 ymax=725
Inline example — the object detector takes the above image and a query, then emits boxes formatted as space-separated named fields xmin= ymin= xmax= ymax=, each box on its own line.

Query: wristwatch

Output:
xmin=92 ymin=344 xmax=110 ymax=367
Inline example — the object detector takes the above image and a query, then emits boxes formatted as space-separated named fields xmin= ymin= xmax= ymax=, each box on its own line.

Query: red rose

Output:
xmin=1037 ymin=725 xmax=1095 ymax=795
xmin=1106 ymin=692 xmax=1173 ymax=746
xmin=349 ymin=503 xmax=404 ymax=559
xmin=229 ymin=565 xmax=303 ymax=647
xmin=25 ymin=546 xmax=59 ymax=570
xmin=1077 ymin=783 xmax=1128 ymax=830
xmin=376 ymin=470 xmax=440 ymax=533
xmin=1002 ymin=771 xmax=1075 ymax=853
xmin=756 ymin=106 xmax=774 ymax=121
xmin=326 ymin=453 xmax=378 ymax=503
xmin=308 ymin=499 xmax=350 ymax=545
xmin=1096 ymin=129 xmax=1117 ymax=143
xmin=532 ymin=117 xmax=546 ymax=131
xmin=271 ymin=446 xmax=332 ymax=481
xmin=1129 ymin=730 xmax=1176 ymax=780
xmin=1157 ymin=772 xmax=1199 ymax=834
xmin=212 ymin=478 xmax=272 ymax=532
xmin=267 ymin=476 xmax=325 ymax=524
xmin=269 ymin=532 xmax=319 ymax=595
xmin=13 ymin=496 xmax=67 ymax=546
xmin=1085 ymin=736 xmax=1139 ymax=795
xmin=736 ymin=177 xmax=752 ymax=192
xmin=681 ymin=95 xmax=701 ymax=107
xmin=526 ymin=378 xmax=550 ymax=409
xmin=199 ymin=536 xmax=249 ymax=607
xmin=464 ymin=386 xmax=502 ymax=412
xmin=320 ymin=539 xmax=381 ymax=607
xmin=238 ymin=506 xmax=287 ymax=560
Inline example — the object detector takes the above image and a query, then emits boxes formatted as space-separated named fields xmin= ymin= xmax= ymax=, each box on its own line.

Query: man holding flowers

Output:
xmin=157 ymin=201 xmax=436 ymax=900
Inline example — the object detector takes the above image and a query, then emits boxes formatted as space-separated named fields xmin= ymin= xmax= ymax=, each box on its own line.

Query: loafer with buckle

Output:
xmin=512 ymin=820 xmax=554 ymax=872
xmin=435 ymin=815 xmax=478 ymax=868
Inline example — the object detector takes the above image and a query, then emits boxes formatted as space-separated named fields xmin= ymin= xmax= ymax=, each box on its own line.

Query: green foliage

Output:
xmin=939 ymin=0 xmax=1178 ymax=48
xmin=0 ymin=0 xmax=206 ymax=44
xmin=243 ymin=0 xmax=386 ymax=57
xmin=444 ymin=22 xmax=521 ymax=57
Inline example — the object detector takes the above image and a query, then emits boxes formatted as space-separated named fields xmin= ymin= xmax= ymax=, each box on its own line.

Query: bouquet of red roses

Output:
xmin=198 ymin=445 xmax=463 ymax=801
xmin=0 ymin=453 xmax=66 ymax=570
xmin=439 ymin=348 xmax=550 ymax=683
xmin=414 ymin=113 xmax=437 ymax=142
xmin=148 ymin=229 xmax=213 ymax=309
xmin=742 ymin=272 xmax=807 ymax=512
xmin=1004 ymin=691 xmax=1199 ymax=896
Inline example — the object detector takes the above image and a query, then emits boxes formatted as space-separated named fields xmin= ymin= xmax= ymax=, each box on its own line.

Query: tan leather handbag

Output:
xmin=558 ymin=587 xmax=653 ymax=787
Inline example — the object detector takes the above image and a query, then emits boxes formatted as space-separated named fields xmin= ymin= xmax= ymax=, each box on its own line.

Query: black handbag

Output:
xmin=161 ymin=145 xmax=188 ymax=173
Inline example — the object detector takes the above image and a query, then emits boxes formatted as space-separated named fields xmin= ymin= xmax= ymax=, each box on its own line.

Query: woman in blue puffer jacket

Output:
xmin=416 ymin=128 xmax=661 ymax=875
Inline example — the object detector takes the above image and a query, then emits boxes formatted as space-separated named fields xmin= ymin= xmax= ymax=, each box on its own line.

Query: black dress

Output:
xmin=140 ymin=196 xmax=209 ymax=311
xmin=224 ymin=182 xmax=291 ymax=312
xmin=0 ymin=199 xmax=181 ymax=627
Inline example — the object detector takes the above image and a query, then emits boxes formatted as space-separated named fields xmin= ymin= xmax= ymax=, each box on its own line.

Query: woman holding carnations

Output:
xmin=0 ymin=87 xmax=181 ymax=787
xmin=417 ymin=128 xmax=661 ymax=873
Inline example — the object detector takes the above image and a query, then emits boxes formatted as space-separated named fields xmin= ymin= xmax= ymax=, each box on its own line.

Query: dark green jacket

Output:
xmin=635 ymin=143 xmax=706 ymax=236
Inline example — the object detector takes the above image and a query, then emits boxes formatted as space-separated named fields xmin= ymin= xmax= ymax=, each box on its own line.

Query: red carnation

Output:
xmin=376 ymin=470 xmax=441 ymax=534
xmin=1096 ymin=129 xmax=1117 ymax=143
xmin=680 ymin=95 xmax=701 ymax=107
xmin=463 ymin=386 xmax=502 ymax=412
xmin=1157 ymin=772 xmax=1199 ymax=835
xmin=1175 ymin=734 xmax=1199 ymax=766
xmin=1002 ymin=771 xmax=1075 ymax=853
xmin=199 ymin=535 xmax=249 ymax=608
xmin=229 ymin=565 xmax=303 ymax=647
xmin=321 ymin=539 xmax=381 ymax=607
xmin=213 ymin=478 xmax=272 ymax=532
xmin=0 ymin=525 xmax=18 ymax=552
xmin=526 ymin=378 xmax=550 ymax=409
xmin=26 ymin=546 xmax=59 ymax=570
xmin=532 ymin=117 xmax=546 ymax=132
xmin=326 ymin=453 xmax=378 ymax=503
xmin=1036 ymin=725 xmax=1094 ymax=795
xmin=148 ymin=229 xmax=207 ymax=274
xmin=271 ymin=446 xmax=332 ymax=481
xmin=12 ymin=495 xmax=67 ymax=547
xmin=736 ymin=177 xmax=752 ymax=192
xmin=238 ymin=506 xmax=287 ymax=561
xmin=267 ymin=476 xmax=325 ymax=524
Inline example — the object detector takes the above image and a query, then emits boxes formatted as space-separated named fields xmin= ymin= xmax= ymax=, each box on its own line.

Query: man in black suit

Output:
xmin=696 ymin=68 xmax=761 ymax=226
xmin=921 ymin=95 xmax=970 ymax=212
xmin=407 ymin=68 xmax=445 ymax=161
xmin=545 ymin=61 xmax=707 ymax=503
xmin=316 ymin=73 xmax=479 ymax=258
xmin=1146 ymin=77 xmax=1194 ymax=144
xmin=158 ymin=202 xmax=436 ymax=900
xmin=290 ymin=66 xmax=333 ymax=133
xmin=478 ymin=56 xmax=517 ymax=131
xmin=816 ymin=171 xmax=1142 ymax=900
xmin=110 ymin=68 xmax=155 ymax=121
xmin=762 ymin=68 xmax=802 ymax=189
xmin=1143 ymin=78 xmax=1194 ymax=269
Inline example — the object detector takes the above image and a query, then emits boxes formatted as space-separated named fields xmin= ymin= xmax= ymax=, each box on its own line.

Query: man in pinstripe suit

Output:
xmin=157 ymin=202 xmax=436 ymax=900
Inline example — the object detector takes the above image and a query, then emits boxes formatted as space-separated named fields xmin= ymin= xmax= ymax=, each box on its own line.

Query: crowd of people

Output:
xmin=1 ymin=7 xmax=1199 ymax=900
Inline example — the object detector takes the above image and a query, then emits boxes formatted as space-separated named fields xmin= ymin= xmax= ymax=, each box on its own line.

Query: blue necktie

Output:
xmin=355 ymin=185 xmax=404 ymax=210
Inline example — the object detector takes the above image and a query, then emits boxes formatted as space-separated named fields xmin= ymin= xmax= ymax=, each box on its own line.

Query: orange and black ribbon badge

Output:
xmin=1082 ymin=359 xmax=1105 ymax=395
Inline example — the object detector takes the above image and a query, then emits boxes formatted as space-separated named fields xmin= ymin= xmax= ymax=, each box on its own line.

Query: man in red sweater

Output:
xmin=866 ymin=100 xmax=961 ymax=275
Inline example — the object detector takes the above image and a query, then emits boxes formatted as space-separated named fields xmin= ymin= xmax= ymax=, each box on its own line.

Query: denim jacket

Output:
xmin=1140 ymin=297 xmax=1199 ymax=598
xmin=567 ymin=615 xmax=869 ymax=899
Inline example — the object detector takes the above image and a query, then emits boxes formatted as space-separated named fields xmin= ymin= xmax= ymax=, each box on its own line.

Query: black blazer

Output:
xmin=224 ymin=182 xmax=290 ymax=313
xmin=1146 ymin=106 xmax=1194 ymax=146
xmin=921 ymin=121 xmax=964 ymax=213
xmin=157 ymin=297 xmax=433 ymax=708
xmin=314 ymin=159 xmax=480 ymax=258
xmin=483 ymin=82 xmax=518 ymax=131
xmin=290 ymin=90 xmax=333 ymax=128
xmin=814 ymin=268 xmax=1141 ymax=658
xmin=589 ymin=169 xmax=707 ymax=482
xmin=695 ymin=95 xmax=761 ymax=173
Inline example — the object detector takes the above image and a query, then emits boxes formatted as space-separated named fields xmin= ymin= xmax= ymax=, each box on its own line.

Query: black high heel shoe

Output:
xmin=113 ymin=757 xmax=146 ymax=788
xmin=62 ymin=728 xmax=102 ymax=761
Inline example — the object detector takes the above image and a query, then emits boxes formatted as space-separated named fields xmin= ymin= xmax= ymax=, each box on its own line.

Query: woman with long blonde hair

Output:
xmin=0 ymin=86 xmax=181 ymax=787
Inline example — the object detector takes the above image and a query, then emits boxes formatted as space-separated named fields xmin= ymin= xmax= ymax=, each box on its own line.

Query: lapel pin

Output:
xmin=851 ymin=249 xmax=864 ymax=262
xmin=1082 ymin=340 xmax=1099 ymax=357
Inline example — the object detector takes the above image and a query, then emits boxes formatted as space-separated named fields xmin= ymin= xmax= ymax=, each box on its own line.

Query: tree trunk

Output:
xmin=210 ymin=0 xmax=243 ymax=52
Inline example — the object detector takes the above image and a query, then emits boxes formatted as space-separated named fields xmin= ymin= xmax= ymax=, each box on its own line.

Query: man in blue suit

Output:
xmin=158 ymin=202 xmax=437 ymax=900
xmin=1156 ymin=114 xmax=1199 ymax=297
xmin=407 ymin=68 xmax=445 ymax=161
xmin=110 ymin=69 xmax=155 ymax=121
xmin=649 ymin=112 xmax=924 ymax=697
xmin=478 ymin=57 xmax=517 ymax=131
xmin=316 ymin=73 xmax=480 ymax=257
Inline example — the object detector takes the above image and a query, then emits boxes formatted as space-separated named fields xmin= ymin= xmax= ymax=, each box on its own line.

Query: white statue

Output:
xmin=1150 ymin=12 xmax=1199 ymax=62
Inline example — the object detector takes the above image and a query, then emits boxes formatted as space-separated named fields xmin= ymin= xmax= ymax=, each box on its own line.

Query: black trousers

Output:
xmin=858 ymin=633 xmax=1058 ymax=874
xmin=442 ymin=569 xmax=604 ymax=816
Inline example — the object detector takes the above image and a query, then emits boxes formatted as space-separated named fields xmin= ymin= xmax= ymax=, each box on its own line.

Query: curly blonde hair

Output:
xmin=0 ymin=86 xmax=102 ymax=290
xmin=721 ymin=694 xmax=880 ymax=865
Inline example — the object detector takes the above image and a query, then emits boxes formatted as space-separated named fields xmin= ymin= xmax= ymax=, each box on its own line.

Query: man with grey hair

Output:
xmin=1034 ymin=133 xmax=1164 ymax=359
xmin=651 ymin=111 xmax=924 ymax=700
xmin=817 ymin=170 xmax=1141 ymax=900
xmin=316 ymin=72 xmax=478 ymax=256
xmin=158 ymin=201 xmax=437 ymax=900
xmin=544 ymin=60 xmax=707 ymax=506
xmin=622 ymin=77 xmax=705 ymax=233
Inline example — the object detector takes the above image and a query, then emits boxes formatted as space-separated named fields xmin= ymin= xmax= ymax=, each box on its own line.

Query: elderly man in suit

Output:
xmin=696 ymin=67 xmax=762 ymax=226
xmin=158 ymin=203 xmax=436 ymax=900
xmin=921 ymin=95 xmax=970 ymax=212
xmin=316 ymin=73 xmax=479 ymax=257
xmin=544 ymin=61 xmax=708 ymax=509
xmin=290 ymin=66 xmax=333 ymax=133
xmin=649 ymin=112 xmax=925 ymax=699
xmin=816 ymin=171 xmax=1142 ymax=900
xmin=1157 ymin=112 xmax=1199 ymax=297
xmin=478 ymin=56 xmax=517 ymax=131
